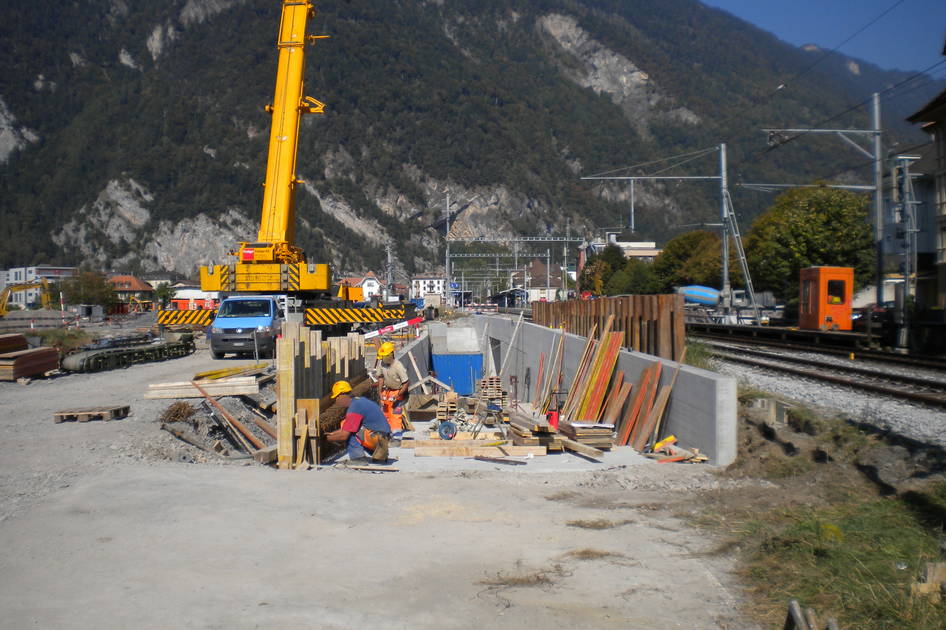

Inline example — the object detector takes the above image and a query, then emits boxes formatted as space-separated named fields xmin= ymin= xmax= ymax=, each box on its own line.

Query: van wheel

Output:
xmin=211 ymin=350 xmax=225 ymax=359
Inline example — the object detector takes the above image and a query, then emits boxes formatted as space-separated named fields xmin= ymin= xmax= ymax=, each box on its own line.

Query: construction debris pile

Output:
xmin=412 ymin=314 xmax=706 ymax=464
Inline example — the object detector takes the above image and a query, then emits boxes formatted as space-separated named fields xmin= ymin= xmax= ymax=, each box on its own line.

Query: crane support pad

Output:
xmin=305 ymin=307 xmax=407 ymax=325
xmin=157 ymin=310 xmax=217 ymax=327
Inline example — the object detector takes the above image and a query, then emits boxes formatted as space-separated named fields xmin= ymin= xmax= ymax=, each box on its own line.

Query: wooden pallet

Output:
xmin=435 ymin=401 xmax=458 ymax=421
xmin=54 ymin=405 xmax=130 ymax=423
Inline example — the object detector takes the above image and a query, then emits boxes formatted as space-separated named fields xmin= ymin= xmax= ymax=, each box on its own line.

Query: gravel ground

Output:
xmin=0 ymin=346 xmax=763 ymax=629
xmin=716 ymin=358 xmax=946 ymax=449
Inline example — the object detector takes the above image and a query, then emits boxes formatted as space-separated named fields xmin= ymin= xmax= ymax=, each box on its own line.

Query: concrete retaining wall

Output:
xmin=471 ymin=315 xmax=737 ymax=466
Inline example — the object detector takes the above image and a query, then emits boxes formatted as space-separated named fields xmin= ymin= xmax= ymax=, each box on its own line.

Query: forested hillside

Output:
xmin=0 ymin=0 xmax=940 ymax=277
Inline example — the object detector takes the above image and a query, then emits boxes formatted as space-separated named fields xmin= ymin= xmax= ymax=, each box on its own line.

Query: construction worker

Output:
xmin=376 ymin=341 xmax=409 ymax=445
xmin=325 ymin=380 xmax=391 ymax=464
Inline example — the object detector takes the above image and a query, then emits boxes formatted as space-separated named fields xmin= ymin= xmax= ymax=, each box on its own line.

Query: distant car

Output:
xmin=852 ymin=302 xmax=894 ymax=332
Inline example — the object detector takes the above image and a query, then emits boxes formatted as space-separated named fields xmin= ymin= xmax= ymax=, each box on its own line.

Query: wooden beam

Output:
xmin=560 ymin=437 xmax=604 ymax=460
xmin=412 ymin=445 xmax=546 ymax=457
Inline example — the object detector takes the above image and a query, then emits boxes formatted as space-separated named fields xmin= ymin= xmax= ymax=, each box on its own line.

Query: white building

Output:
xmin=3 ymin=265 xmax=77 ymax=307
xmin=411 ymin=276 xmax=446 ymax=300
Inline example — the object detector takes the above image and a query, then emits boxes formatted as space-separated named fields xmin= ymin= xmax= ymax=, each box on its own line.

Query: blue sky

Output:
xmin=702 ymin=0 xmax=946 ymax=72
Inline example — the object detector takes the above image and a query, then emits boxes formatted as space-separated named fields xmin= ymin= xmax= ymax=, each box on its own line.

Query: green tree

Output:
xmin=579 ymin=259 xmax=612 ymax=295
xmin=603 ymin=259 xmax=660 ymax=295
xmin=153 ymin=284 xmax=176 ymax=308
xmin=745 ymin=187 xmax=873 ymax=303
xmin=653 ymin=230 xmax=743 ymax=290
xmin=58 ymin=272 xmax=117 ymax=307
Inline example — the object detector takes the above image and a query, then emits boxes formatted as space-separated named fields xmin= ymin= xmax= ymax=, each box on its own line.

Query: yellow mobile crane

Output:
xmin=162 ymin=1 xmax=410 ymax=331
xmin=200 ymin=0 xmax=329 ymax=295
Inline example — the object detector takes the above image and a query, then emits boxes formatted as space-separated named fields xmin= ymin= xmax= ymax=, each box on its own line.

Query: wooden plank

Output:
xmin=276 ymin=337 xmax=295 ymax=470
xmin=631 ymin=385 xmax=671 ymax=452
xmin=581 ymin=332 xmax=622 ymax=421
xmin=533 ymin=352 xmax=545 ymax=404
xmin=297 ymin=398 xmax=320 ymax=466
xmin=413 ymin=445 xmax=546 ymax=457
xmin=252 ymin=445 xmax=278 ymax=464
xmin=403 ymin=439 xmax=510 ymax=449
xmin=602 ymin=381 xmax=632 ymax=426
xmin=628 ymin=362 xmax=664 ymax=451
xmin=560 ymin=437 xmax=604 ymax=460
xmin=294 ymin=408 xmax=309 ymax=468
xmin=657 ymin=294 xmax=673 ymax=359
xmin=407 ymin=351 xmax=430 ymax=395
xmin=616 ymin=364 xmax=655 ymax=446
xmin=650 ymin=348 xmax=687 ymax=444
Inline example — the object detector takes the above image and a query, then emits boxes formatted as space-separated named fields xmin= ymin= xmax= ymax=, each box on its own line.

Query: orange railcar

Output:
xmin=798 ymin=266 xmax=854 ymax=331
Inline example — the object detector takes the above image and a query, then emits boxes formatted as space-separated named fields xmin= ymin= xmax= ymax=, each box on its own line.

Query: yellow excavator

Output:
xmin=174 ymin=1 xmax=410 ymax=332
xmin=0 ymin=278 xmax=53 ymax=317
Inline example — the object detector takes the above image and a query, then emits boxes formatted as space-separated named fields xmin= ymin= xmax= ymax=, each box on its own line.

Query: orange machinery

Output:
xmin=798 ymin=266 xmax=853 ymax=331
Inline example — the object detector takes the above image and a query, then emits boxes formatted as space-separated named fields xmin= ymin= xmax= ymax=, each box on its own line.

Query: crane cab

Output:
xmin=799 ymin=266 xmax=853 ymax=331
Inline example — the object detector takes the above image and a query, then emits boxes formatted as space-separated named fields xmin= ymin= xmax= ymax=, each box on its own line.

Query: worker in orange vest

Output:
xmin=376 ymin=341 xmax=408 ymax=446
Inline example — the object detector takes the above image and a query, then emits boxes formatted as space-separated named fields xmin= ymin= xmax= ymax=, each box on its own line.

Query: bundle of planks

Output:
xmin=0 ymin=333 xmax=59 ymax=381
xmin=506 ymin=411 xmax=563 ymax=453
xmin=614 ymin=350 xmax=685 ymax=453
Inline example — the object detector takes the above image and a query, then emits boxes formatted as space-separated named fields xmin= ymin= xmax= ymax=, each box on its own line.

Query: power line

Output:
xmin=584 ymin=146 xmax=717 ymax=178
xmin=763 ymin=0 xmax=906 ymax=100
xmin=762 ymin=58 xmax=946 ymax=155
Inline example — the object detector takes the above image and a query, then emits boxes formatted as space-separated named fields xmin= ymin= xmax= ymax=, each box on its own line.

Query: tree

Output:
xmin=153 ymin=284 xmax=176 ymax=308
xmin=58 ymin=272 xmax=117 ymax=307
xmin=744 ymin=187 xmax=872 ymax=303
xmin=603 ymin=259 xmax=660 ymax=295
xmin=653 ymin=230 xmax=742 ymax=290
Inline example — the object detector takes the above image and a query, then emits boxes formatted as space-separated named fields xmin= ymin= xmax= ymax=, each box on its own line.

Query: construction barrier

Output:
xmin=157 ymin=309 xmax=217 ymax=327
xmin=363 ymin=317 xmax=424 ymax=339
xmin=304 ymin=306 xmax=409 ymax=326
xmin=531 ymin=295 xmax=685 ymax=362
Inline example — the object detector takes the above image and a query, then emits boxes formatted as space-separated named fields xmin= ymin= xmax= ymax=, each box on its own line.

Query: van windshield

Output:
xmin=217 ymin=300 xmax=272 ymax=318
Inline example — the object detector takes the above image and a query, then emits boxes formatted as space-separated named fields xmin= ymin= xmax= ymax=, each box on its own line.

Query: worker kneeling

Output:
xmin=326 ymin=380 xmax=391 ymax=465
xmin=376 ymin=341 xmax=409 ymax=446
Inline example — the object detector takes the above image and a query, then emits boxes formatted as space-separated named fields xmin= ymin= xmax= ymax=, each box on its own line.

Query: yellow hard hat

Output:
xmin=378 ymin=342 xmax=395 ymax=358
xmin=331 ymin=380 xmax=353 ymax=399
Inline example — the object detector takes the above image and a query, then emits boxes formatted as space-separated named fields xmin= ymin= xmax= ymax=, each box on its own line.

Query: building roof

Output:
xmin=908 ymin=89 xmax=946 ymax=124
xmin=108 ymin=275 xmax=154 ymax=292
xmin=338 ymin=272 xmax=380 ymax=287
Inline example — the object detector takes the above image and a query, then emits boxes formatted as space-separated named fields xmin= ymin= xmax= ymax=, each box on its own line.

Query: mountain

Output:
xmin=1 ymin=0 xmax=942 ymax=280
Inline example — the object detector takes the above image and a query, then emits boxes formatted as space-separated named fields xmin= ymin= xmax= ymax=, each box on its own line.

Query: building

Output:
xmin=577 ymin=237 xmax=662 ymax=273
xmin=3 ymin=265 xmax=77 ymax=307
xmin=907 ymin=49 xmax=946 ymax=310
xmin=337 ymin=272 xmax=382 ymax=299
xmin=108 ymin=275 xmax=155 ymax=302
xmin=411 ymin=275 xmax=446 ymax=300
xmin=167 ymin=285 xmax=219 ymax=310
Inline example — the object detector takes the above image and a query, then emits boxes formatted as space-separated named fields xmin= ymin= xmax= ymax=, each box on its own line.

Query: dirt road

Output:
xmin=0 ymin=349 xmax=758 ymax=629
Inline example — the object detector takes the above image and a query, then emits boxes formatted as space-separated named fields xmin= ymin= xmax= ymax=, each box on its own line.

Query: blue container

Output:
xmin=678 ymin=285 xmax=720 ymax=306
xmin=431 ymin=353 xmax=483 ymax=396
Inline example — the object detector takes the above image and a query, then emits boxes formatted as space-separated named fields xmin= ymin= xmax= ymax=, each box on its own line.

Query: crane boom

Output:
xmin=200 ymin=0 xmax=330 ymax=294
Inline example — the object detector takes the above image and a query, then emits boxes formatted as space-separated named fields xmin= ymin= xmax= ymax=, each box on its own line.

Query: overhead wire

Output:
xmin=584 ymin=146 xmax=717 ymax=178
xmin=761 ymin=0 xmax=906 ymax=100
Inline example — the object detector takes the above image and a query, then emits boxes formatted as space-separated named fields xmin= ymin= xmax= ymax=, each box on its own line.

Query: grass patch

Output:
xmin=566 ymin=518 xmax=634 ymax=529
xmin=683 ymin=339 xmax=713 ymax=370
xmin=32 ymin=328 xmax=92 ymax=353
xmin=737 ymin=483 xmax=946 ymax=628
xmin=478 ymin=563 xmax=568 ymax=588
xmin=565 ymin=548 xmax=625 ymax=561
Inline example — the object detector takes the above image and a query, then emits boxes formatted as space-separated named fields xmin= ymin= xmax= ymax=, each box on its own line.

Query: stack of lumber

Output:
xmin=0 ymin=346 xmax=59 ymax=381
xmin=402 ymin=426 xmax=546 ymax=457
xmin=558 ymin=421 xmax=613 ymax=450
xmin=505 ymin=411 xmax=562 ymax=452
xmin=558 ymin=315 xmax=626 ymax=424
xmin=435 ymin=400 xmax=458 ymax=421
xmin=145 ymin=376 xmax=261 ymax=399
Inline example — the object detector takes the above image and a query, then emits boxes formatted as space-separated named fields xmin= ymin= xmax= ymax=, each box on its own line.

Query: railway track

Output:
xmin=688 ymin=322 xmax=946 ymax=371
xmin=705 ymin=340 xmax=946 ymax=409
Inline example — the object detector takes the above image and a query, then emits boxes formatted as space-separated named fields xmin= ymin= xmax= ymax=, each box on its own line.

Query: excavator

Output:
xmin=159 ymin=0 xmax=410 ymax=331
xmin=0 ymin=278 xmax=53 ymax=317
